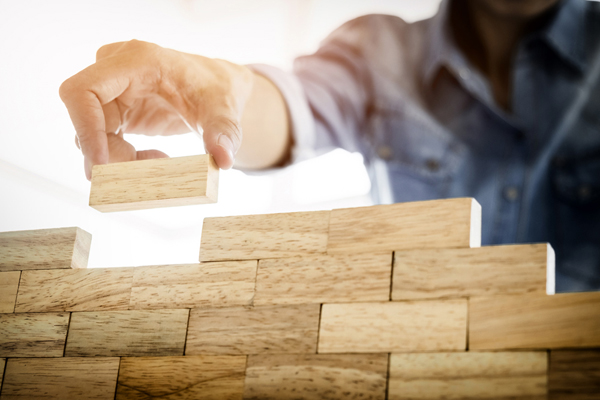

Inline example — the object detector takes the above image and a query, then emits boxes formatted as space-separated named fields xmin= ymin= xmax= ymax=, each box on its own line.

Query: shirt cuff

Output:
xmin=247 ymin=63 xmax=316 ymax=166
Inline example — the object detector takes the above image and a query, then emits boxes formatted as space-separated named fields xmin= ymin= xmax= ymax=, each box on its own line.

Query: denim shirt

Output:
xmin=250 ymin=0 xmax=600 ymax=292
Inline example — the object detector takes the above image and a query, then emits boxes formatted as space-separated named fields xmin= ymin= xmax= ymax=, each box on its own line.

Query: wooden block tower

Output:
xmin=1 ymin=156 xmax=599 ymax=399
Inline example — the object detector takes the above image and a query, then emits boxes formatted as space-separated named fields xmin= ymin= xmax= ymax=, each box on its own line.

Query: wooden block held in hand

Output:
xmin=244 ymin=354 xmax=388 ymax=400
xmin=66 ymin=309 xmax=189 ymax=357
xmin=186 ymin=304 xmax=320 ymax=355
xmin=255 ymin=253 xmax=392 ymax=305
xmin=318 ymin=300 xmax=467 ymax=353
xmin=129 ymin=261 xmax=257 ymax=310
xmin=90 ymin=154 xmax=219 ymax=212
xmin=116 ymin=355 xmax=246 ymax=400
xmin=0 ymin=313 xmax=69 ymax=357
xmin=0 ymin=227 xmax=91 ymax=271
xmin=388 ymin=352 xmax=548 ymax=400
xmin=0 ymin=271 xmax=20 ymax=313
xmin=549 ymin=350 xmax=600 ymax=399
xmin=470 ymin=292 xmax=600 ymax=350
xmin=15 ymin=268 xmax=134 ymax=312
xmin=327 ymin=198 xmax=481 ymax=254
xmin=2 ymin=357 xmax=119 ymax=400
xmin=200 ymin=211 xmax=330 ymax=262
xmin=393 ymin=244 xmax=554 ymax=300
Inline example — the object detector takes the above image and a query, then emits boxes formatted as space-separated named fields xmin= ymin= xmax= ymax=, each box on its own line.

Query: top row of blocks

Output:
xmin=0 ymin=197 xmax=481 ymax=269
xmin=199 ymin=197 xmax=481 ymax=262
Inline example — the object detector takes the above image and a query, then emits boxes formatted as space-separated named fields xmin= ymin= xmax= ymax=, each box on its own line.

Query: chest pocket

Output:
xmin=369 ymin=99 xmax=467 ymax=202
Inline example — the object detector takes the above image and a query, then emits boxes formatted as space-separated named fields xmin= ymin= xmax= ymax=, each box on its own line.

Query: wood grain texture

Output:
xmin=0 ymin=313 xmax=69 ymax=357
xmin=243 ymin=354 xmax=388 ymax=400
xmin=0 ymin=271 xmax=20 ymax=313
xmin=0 ymin=227 xmax=91 ymax=271
xmin=116 ymin=355 xmax=246 ymax=400
xmin=2 ymin=357 xmax=119 ymax=400
xmin=318 ymin=300 xmax=467 ymax=353
xmin=15 ymin=268 xmax=133 ymax=312
xmin=255 ymin=253 xmax=392 ymax=305
xmin=393 ymin=244 xmax=553 ymax=300
xmin=65 ymin=309 xmax=189 ymax=357
xmin=186 ymin=304 xmax=320 ymax=355
xmin=549 ymin=350 xmax=600 ymax=400
xmin=199 ymin=211 xmax=330 ymax=262
xmin=0 ymin=358 xmax=4 ymax=384
xmin=90 ymin=154 xmax=219 ymax=212
xmin=327 ymin=198 xmax=481 ymax=254
xmin=388 ymin=352 xmax=548 ymax=400
xmin=470 ymin=293 xmax=600 ymax=350
xmin=129 ymin=261 xmax=257 ymax=310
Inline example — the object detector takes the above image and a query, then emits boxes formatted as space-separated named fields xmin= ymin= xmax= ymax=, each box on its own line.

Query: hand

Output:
xmin=59 ymin=40 xmax=254 ymax=180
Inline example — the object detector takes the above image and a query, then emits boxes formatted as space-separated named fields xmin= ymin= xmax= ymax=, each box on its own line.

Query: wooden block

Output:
xmin=327 ymin=198 xmax=481 ymax=254
xmin=0 ymin=271 xmax=20 ymax=313
xmin=15 ymin=267 xmax=133 ymax=312
xmin=0 ymin=313 xmax=69 ymax=357
xmin=199 ymin=210 xmax=330 ymax=262
xmin=90 ymin=154 xmax=219 ymax=212
xmin=470 ymin=292 xmax=600 ymax=350
xmin=243 ymin=354 xmax=388 ymax=400
xmin=549 ymin=350 xmax=600 ymax=399
xmin=2 ymin=357 xmax=119 ymax=400
xmin=65 ymin=309 xmax=189 ymax=357
xmin=129 ymin=261 xmax=257 ymax=310
xmin=388 ymin=352 xmax=548 ymax=400
xmin=255 ymin=253 xmax=392 ymax=305
xmin=393 ymin=244 xmax=554 ymax=300
xmin=116 ymin=355 xmax=246 ymax=400
xmin=0 ymin=358 xmax=4 ymax=384
xmin=186 ymin=304 xmax=320 ymax=355
xmin=318 ymin=300 xmax=467 ymax=353
xmin=0 ymin=227 xmax=91 ymax=271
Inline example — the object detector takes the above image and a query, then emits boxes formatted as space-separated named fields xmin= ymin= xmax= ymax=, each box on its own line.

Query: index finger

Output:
xmin=59 ymin=61 xmax=133 ymax=180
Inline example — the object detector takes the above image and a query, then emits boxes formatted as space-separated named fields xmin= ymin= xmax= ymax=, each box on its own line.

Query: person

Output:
xmin=59 ymin=0 xmax=600 ymax=292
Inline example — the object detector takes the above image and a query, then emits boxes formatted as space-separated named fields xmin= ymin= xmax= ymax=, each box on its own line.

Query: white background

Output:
xmin=0 ymin=0 xmax=441 ymax=267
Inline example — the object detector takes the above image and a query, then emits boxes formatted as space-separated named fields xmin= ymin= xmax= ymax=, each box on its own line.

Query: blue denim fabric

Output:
xmin=250 ymin=0 xmax=600 ymax=292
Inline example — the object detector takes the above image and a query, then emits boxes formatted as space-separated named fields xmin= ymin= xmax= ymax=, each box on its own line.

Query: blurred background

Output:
xmin=0 ymin=0 xmax=441 ymax=267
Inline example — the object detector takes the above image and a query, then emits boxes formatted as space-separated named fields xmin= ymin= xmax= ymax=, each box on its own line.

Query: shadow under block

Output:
xmin=0 ymin=271 xmax=20 ymax=313
xmin=0 ymin=313 xmax=69 ymax=357
xmin=549 ymin=350 xmax=600 ymax=399
xmin=327 ymin=198 xmax=481 ymax=254
xmin=115 ymin=355 xmax=247 ymax=400
xmin=388 ymin=352 xmax=548 ymax=400
xmin=186 ymin=304 xmax=320 ymax=355
xmin=65 ymin=309 xmax=189 ymax=357
xmin=318 ymin=300 xmax=467 ymax=353
xmin=199 ymin=210 xmax=330 ymax=262
xmin=243 ymin=354 xmax=388 ymax=400
xmin=129 ymin=261 xmax=257 ymax=310
xmin=2 ymin=357 xmax=119 ymax=400
xmin=0 ymin=227 xmax=91 ymax=271
xmin=89 ymin=154 xmax=219 ymax=212
xmin=255 ymin=253 xmax=392 ymax=306
xmin=0 ymin=358 xmax=4 ymax=383
xmin=393 ymin=244 xmax=554 ymax=301
xmin=15 ymin=268 xmax=134 ymax=312
xmin=469 ymin=292 xmax=600 ymax=350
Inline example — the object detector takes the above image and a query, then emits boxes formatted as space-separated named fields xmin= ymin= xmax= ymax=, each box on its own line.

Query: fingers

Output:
xmin=202 ymin=114 xmax=242 ymax=170
xmin=136 ymin=149 xmax=169 ymax=160
xmin=96 ymin=42 xmax=127 ymax=61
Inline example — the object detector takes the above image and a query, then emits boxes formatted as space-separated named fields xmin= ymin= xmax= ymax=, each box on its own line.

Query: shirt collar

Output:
xmin=422 ymin=0 xmax=588 ymax=88
xmin=541 ymin=0 xmax=587 ymax=72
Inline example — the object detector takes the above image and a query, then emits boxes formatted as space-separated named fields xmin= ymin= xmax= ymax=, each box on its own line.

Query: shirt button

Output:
xmin=377 ymin=145 xmax=393 ymax=160
xmin=504 ymin=186 xmax=519 ymax=201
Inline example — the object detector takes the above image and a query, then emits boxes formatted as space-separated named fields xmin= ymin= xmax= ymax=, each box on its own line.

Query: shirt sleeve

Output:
xmin=247 ymin=17 xmax=375 ymax=165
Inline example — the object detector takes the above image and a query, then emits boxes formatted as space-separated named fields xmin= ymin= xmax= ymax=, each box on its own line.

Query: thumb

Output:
xmin=202 ymin=115 xmax=242 ymax=170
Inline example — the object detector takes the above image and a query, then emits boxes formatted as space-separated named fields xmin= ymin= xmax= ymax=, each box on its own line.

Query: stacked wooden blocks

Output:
xmin=1 ymin=198 xmax=600 ymax=399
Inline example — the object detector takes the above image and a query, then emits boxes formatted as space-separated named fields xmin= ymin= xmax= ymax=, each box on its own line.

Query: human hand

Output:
xmin=59 ymin=40 xmax=254 ymax=180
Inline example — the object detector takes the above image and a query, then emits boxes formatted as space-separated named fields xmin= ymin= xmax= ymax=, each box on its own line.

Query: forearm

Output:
xmin=235 ymin=73 xmax=291 ymax=170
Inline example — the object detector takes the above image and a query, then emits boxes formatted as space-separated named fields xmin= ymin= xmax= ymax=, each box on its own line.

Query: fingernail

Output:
xmin=217 ymin=134 xmax=235 ymax=160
